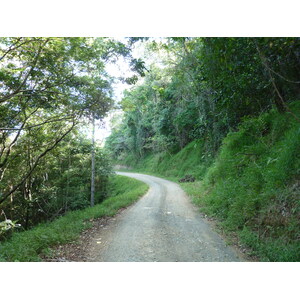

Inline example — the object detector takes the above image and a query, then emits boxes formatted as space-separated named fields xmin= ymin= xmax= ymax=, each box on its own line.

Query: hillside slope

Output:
xmin=116 ymin=102 xmax=300 ymax=261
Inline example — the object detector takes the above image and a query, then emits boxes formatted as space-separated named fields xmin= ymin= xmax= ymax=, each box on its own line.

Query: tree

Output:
xmin=105 ymin=37 xmax=300 ymax=164
xmin=0 ymin=37 xmax=148 ymax=232
xmin=90 ymin=114 xmax=95 ymax=207
xmin=0 ymin=38 xmax=115 ymax=205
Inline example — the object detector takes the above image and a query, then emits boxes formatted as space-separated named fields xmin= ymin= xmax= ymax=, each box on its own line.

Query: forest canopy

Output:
xmin=105 ymin=37 xmax=300 ymax=262
xmin=106 ymin=37 xmax=300 ymax=159
xmin=0 ymin=37 xmax=140 ymax=231
xmin=1 ymin=37 xmax=299 ymax=262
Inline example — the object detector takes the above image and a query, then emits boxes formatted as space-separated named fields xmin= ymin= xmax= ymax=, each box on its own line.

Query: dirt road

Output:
xmin=86 ymin=172 xmax=244 ymax=262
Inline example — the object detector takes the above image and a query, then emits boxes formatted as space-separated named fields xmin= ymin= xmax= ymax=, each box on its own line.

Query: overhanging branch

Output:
xmin=0 ymin=116 xmax=75 ymax=131
xmin=0 ymin=121 xmax=77 ymax=205
xmin=0 ymin=39 xmax=49 ymax=104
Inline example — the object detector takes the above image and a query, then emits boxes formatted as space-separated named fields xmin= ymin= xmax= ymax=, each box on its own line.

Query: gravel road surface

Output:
xmin=87 ymin=172 xmax=244 ymax=262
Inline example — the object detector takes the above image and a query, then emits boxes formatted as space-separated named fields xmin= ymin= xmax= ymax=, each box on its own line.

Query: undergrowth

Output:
xmin=122 ymin=139 xmax=213 ymax=180
xmin=115 ymin=101 xmax=300 ymax=261
xmin=0 ymin=175 xmax=148 ymax=262
xmin=199 ymin=102 xmax=300 ymax=261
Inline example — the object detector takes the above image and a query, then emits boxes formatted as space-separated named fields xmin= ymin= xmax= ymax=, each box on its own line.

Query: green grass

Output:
xmin=0 ymin=175 xmax=148 ymax=262
xmin=115 ymin=101 xmax=300 ymax=261
xmin=197 ymin=103 xmax=300 ymax=261
xmin=120 ymin=139 xmax=213 ymax=180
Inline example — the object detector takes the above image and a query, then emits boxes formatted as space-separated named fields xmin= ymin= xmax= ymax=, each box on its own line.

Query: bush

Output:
xmin=0 ymin=175 xmax=148 ymax=261
xmin=199 ymin=102 xmax=300 ymax=261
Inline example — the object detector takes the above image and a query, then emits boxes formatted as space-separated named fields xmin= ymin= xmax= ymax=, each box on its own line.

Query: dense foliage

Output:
xmin=1 ymin=37 xmax=299 ymax=261
xmin=0 ymin=37 xmax=140 ymax=236
xmin=106 ymin=37 xmax=300 ymax=160
xmin=189 ymin=103 xmax=300 ymax=261
xmin=0 ymin=175 xmax=148 ymax=261
xmin=106 ymin=37 xmax=300 ymax=261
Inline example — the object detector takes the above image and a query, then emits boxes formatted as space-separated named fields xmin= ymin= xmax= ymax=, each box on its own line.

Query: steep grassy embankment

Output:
xmin=122 ymin=139 xmax=214 ymax=180
xmin=0 ymin=175 xmax=148 ymax=262
xmin=117 ymin=102 xmax=300 ymax=261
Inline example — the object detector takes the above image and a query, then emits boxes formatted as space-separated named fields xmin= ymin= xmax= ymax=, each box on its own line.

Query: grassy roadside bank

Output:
xmin=0 ymin=175 xmax=148 ymax=262
xmin=114 ymin=103 xmax=300 ymax=262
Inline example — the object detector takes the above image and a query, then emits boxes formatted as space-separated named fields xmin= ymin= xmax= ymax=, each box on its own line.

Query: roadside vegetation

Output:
xmin=106 ymin=38 xmax=300 ymax=261
xmin=113 ymin=103 xmax=300 ymax=261
xmin=184 ymin=104 xmax=300 ymax=261
xmin=0 ymin=175 xmax=148 ymax=261
xmin=0 ymin=37 xmax=144 ymax=234
xmin=0 ymin=37 xmax=147 ymax=258
xmin=1 ymin=37 xmax=299 ymax=262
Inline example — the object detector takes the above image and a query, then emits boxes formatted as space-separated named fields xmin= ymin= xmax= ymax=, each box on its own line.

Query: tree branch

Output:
xmin=0 ymin=121 xmax=77 ymax=205
xmin=0 ymin=115 xmax=75 ymax=131
xmin=267 ymin=65 xmax=300 ymax=84
xmin=0 ymin=38 xmax=25 ymax=62
xmin=0 ymin=39 xmax=49 ymax=103
xmin=0 ymin=109 xmax=40 ymax=182
xmin=255 ymin=42 xmax=300 ymax=123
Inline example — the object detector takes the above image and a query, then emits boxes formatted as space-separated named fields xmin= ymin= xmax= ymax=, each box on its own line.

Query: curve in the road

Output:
xmin=87 ymin=172 xmax=244 ymax=262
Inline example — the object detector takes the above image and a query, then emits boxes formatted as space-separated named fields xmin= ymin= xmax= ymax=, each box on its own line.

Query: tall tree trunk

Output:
xmin=24 ymin=130 xmax=33 ymax=229
xmin=90 ymin=115 xmax=95 ymax=207
xmin=10 ymin=185 xmax=14 ymax=220
xmin=65 ymin=144 xmax=71 ymax=212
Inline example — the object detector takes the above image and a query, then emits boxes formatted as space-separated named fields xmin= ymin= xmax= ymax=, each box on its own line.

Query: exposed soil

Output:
xmin=42 ymin=213 xmax=124 ymax=262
